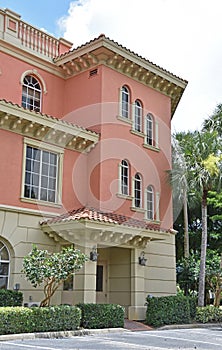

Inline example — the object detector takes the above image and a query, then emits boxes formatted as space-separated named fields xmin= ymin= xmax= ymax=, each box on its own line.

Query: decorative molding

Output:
xmin=20 ymin=69 xmax=47 ymax=94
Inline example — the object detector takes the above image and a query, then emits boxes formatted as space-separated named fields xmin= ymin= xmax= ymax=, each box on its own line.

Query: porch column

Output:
xmin=74 ymin=246 xmax=97 ymax=304
xmin=128 ymin=248 xmax=147 ymax=320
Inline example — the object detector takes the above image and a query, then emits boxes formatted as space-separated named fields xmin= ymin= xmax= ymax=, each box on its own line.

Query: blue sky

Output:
xmin=0 ymin=0 xmax=71 ymax=36
xmin=1 ymin=0 xmax=222 ymax=132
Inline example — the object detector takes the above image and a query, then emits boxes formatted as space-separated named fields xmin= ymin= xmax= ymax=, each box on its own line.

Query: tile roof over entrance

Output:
xmin=40 ymin=207 xmax=169 ymax=233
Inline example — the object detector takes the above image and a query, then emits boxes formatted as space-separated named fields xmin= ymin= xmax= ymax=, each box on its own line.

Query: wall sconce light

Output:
xmin=14 ymin=283 xmax=20 ymax=291
xmin=138 ymin=251 xmax=147 ymax=266
xmin=90 ymin=246 xmax=99 ymax=262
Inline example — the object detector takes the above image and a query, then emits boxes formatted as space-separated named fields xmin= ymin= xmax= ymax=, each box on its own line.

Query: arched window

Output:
xmin=146 ymin=113 xmax=154 ymax=146
xmin=121 ymin=86 xmax=130 ymax=118
xmin=134 ymin=100 xmax=142 ymax=132
xmin=134 ymin=173 xmax=142 ymax=208
xmin=146 ymin=185 xmax=154 ymax=220
xmin=120 ymin=159 xmax=129 ymax=195
xmin=0 ymin=242 xmax=10 ymax=289
xmin=22 ymin=75 xmax=41 ymax=112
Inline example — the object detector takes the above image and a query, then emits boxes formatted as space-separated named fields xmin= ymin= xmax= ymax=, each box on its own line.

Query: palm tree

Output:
xmin=174 ymin=130 xmax=221 ymax=306
xmin=170 ymin=134 xmax=190 ymax=258
xmin=202 ymin=103 xmax=222 ymax=136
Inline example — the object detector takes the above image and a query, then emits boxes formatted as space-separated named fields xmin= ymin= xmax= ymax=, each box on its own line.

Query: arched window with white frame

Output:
xmin=120 ymin=159 xmax=129 ymax=195
xmin=134 ymin=100 xmax=142 ymax=132
xmin=0 ymin=241 xmax=10 ymax=289
xmin=146 ymin=113 xmax=154 ymax=146
xmin=134 ymin=173 xmax=142 ymax=208
xmin=22 ymin=75 xmax=41 ymax=112
xmin=146 ymin=185 xmax=154 ymax=220
xmin=121 ymin=85 xmax=130 ymax=118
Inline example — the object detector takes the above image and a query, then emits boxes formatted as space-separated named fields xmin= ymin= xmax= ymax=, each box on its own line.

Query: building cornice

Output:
xmin=54 ymin=35 xmax=188 ymax=117
xmin=0 ymin=99 xmax=99 ymax=153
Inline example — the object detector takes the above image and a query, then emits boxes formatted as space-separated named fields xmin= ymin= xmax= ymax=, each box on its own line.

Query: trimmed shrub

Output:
xmin=196 ymin=306 xmax=222 ymax=323
xmin=77 ymin=303 xmax=125 ymax=329
xmin=187 ymin=296 xmax=197 ymax=320
xmin=0 ymin=305 xmax=81 ymax=335
xmin=0 ymin=289 xmax=23 ymax=306
xmin=146 ymin=295 xmax=191 ymax=327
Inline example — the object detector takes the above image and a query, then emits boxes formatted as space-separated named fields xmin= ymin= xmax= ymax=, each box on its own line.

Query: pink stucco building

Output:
xmin=0 ymin=8 xmax=187 ymax=319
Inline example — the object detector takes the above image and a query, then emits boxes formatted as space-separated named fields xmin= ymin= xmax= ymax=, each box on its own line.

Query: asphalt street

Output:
xmin=0 ymin=327 xmax=222 ymax=350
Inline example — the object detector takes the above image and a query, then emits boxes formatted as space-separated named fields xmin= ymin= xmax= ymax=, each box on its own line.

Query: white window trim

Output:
xmin=20 ymin=70 xmax=47 ymax=94
xmin=132 ymin=173 xmax=142 ymax=209
xmin=133 ymin=100 xmax=142 ymax=133
xmin=21 ymin=137 xmax=64 ymax=207
xmin=0 ymin=241 xmax=10 ymax=290
xmin=143 ymin=113 xmax=159 ymax=151
xmin=118 ymin=160 xmax=131 ymax=197
xmin=145 ymin=185 xmax=155 ymax=221
xmin=118 ymin=86 xmax=131 ymax=120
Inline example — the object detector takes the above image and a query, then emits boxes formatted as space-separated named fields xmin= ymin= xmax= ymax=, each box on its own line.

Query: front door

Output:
xmin=96 ymin=261 xmax=107 ymax=303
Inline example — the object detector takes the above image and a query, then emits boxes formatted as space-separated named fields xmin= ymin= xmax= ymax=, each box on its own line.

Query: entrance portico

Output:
xmin=40 ymin=207 xmax=170 ymax=320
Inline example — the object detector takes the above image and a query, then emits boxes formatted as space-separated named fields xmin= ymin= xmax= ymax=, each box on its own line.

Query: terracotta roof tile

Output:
xmin=40 ymin=207 xmax=169 ymax=233
xmin=54 ymin=34 xmax=187 ymax=84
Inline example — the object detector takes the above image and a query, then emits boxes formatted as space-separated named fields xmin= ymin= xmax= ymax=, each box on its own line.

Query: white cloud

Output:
xmin=58 ymin=0 xmax=222 ymax=132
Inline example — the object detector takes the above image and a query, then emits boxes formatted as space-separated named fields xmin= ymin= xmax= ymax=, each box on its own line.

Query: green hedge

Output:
xmin=146 ymin=295 xmax=192 ymax=327
xmin=77 ymin=303 xmax=125 ymax=329
xmin=0 ymin=305 xmax=81 ymax=335
xmin=0 ymin=290 xmax=23 ymax=306
xmin=196 ymin=306 xmax=222 ymax=323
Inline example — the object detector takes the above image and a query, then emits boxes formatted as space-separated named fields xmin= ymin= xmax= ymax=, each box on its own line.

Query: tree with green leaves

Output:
xmin=169 ymin=134 xmax=190 ymax=258
xmin=173 ymin=129 xmax=221 ymax=306
xmin=202 ymin=103 xmax=222 ymax=136
xmin=205 ymin=250 xmax=222 ymax=307
xmin=22 ymin=246 xmax=88 ymax=306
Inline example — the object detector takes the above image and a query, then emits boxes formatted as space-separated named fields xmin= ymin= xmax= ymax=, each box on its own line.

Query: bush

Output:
xmin=0 ymin=305 xmax=81 ymax=335
xmin=77 ymin=303 xmax=125 ymax=329
xmin=146 ymin=295 xmax=191 ymax=327
xmin=196 ymin=306 xmax=222 ymax=323
xmin=0 ymin=289 xmax=23 ymax=306
xmin=188 ymin=296 xmax=197 ymax=320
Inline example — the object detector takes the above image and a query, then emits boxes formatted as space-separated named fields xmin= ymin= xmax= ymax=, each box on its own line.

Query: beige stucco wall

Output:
xmin=0 ymin=207 xmax=59 ymax=305
xmin=0 ymin=207 xmax=176 ymax=315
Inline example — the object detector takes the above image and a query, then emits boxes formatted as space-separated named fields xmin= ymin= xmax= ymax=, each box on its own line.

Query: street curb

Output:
xmin=158 ymin=323 xmax=222 ymax=330
xmin=0 ymin=327 xmax=126 ymax=341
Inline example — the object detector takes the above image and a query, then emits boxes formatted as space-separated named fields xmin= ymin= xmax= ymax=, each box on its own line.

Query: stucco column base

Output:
xmin=128 ymin=306 xmax=146 ymax=321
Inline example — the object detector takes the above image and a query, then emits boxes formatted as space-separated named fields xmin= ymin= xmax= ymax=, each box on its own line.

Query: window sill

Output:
xmin=131 ymin=206 xmax=145 ymax=213
xmin=117 ymin=115 xmax=132 ymax=125
xmin=130 ymin=129 xmax=144 ymax=138
xmin=20 ymin=197 xmax=62 ymax=208
xmin=143 ymin=143 xmax=160 ymax=152
xmin=116 ymin=193 xmax=133 ymax=200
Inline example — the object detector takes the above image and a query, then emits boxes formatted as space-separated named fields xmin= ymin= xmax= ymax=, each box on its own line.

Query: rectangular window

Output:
xmin=24 ymin=145 xmax=58 ymax=203
xmin=22 ymin=139 xmax=63 ymax=205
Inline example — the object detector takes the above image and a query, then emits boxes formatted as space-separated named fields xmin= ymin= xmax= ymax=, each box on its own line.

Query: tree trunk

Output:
xmin=214 ymin=283 xmax=222 ymax=307
xmin=183 ymin=190 xmax=189 ymax=258
xmin=198 ymin=189 xmax=208 ymax=307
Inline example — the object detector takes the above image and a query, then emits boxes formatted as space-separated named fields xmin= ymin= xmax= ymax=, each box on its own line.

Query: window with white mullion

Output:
xmin=121 ymin=86 xmax=130 ymax=118
xmin=0 ymin=242 xmax=10 ymax=290
xmin=146 ymin=114 xmax=153 ymax=146
xmin=134 ymin=173 xmax=142 ymax=208
xmin=24 ymin=146 xmax=58 ymax=203
xmin=146 ymin=185 xmax=154 ymax=220
xmin=134 ymin=100 xmax=142 ymax=132
xmin=22 ymin=75 xmax=41 ymax=112
xmin=120 ymin=159 xmax=129 ymax=195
